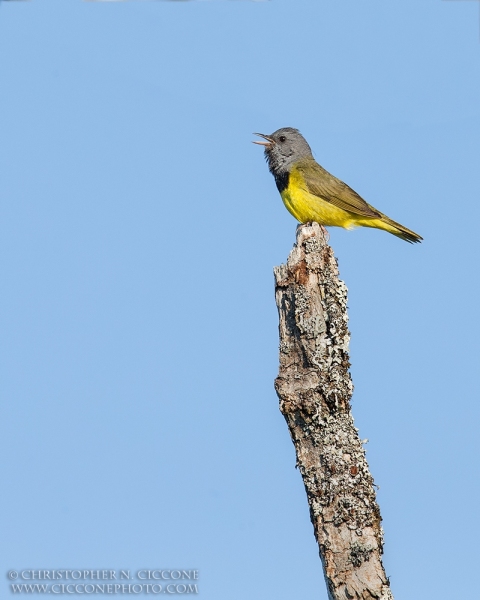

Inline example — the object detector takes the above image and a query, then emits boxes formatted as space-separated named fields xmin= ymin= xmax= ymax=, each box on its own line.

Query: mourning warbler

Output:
xmin=254 ymin=127 xmax=422 ymax=243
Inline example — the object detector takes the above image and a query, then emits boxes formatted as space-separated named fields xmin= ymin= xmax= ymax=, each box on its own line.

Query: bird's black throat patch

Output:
xmin=274 ymin=171 xmax=289 ymax=194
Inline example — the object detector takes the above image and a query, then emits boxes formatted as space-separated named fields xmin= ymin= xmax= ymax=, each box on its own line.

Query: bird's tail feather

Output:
xmin=367 ymin=215 xmax=423 ymax=244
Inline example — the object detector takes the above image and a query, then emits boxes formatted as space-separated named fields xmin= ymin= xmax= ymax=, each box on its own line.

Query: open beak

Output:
xmin=252 ymin=132 xmax=274 ymax=147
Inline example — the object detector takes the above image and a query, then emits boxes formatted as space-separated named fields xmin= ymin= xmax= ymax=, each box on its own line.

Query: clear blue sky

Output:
xmin=1 ymin=1 xmax=479 ymax=598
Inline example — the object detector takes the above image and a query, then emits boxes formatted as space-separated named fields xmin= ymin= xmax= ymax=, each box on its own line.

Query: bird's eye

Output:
xmin=279 ymin=135 xmax=286 ymax=143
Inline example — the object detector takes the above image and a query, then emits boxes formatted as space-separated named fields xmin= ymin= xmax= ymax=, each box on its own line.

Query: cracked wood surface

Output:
xmin=274 ymin=223 xmax=394 ymax=600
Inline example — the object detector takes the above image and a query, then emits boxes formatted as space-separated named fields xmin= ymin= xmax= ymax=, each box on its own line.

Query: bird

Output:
xmin=253 ymin=127 xmax=422 ymax=243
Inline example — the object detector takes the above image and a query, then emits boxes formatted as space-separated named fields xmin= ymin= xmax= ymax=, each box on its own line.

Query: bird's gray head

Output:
xmin=253 ymin=127 xmax=313 ymax=175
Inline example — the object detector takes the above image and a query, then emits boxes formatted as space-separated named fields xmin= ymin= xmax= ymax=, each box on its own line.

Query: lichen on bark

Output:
xmin=274 ymin=223 xmax=394 ymax=600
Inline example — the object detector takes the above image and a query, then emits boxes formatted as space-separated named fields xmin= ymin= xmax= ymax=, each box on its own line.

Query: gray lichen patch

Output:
xmin=349 ymin=541 xmax=375 ymax=568
xmin=274 ymin=223 xmax=393 ymax=600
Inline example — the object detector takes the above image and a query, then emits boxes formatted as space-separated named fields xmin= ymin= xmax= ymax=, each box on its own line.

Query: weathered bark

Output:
xmin=274 ymin=223 xmax=393 ymax=600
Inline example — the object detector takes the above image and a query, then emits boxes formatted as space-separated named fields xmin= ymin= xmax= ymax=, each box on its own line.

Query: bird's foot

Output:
xmin=296 ymin=222 xmax=330 ymax=242
xmin=319 ymin=224 xmax=330 ymax=242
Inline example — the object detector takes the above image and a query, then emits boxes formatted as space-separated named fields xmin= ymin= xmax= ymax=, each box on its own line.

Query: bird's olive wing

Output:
xmin=297 ymin=160 xmax=381 ymax=218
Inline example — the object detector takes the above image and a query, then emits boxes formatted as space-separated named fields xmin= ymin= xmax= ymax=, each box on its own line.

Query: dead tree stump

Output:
xmin=274 ymin=223 xmax=394 ymax=600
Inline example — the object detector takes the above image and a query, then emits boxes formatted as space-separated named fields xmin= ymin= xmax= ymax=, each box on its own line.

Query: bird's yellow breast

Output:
xmin=280 ymin=168 xmax=357 ymax=228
